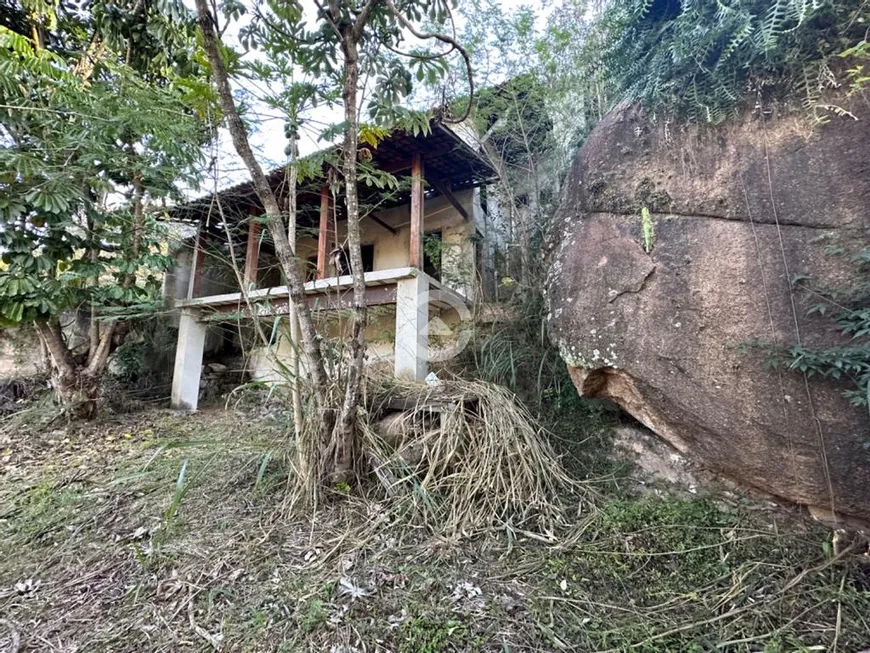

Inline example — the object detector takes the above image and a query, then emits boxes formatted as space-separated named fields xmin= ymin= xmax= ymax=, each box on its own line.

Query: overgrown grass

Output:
xmin=466 ymin=292 xmax=568 ymax=411
xmin=528 ymin=495 xmax=870 ymax=651
xmin=464 ymin=291 xmax=631 ymax=489
xmin=1 ymin=393 xmax=867 ymax=652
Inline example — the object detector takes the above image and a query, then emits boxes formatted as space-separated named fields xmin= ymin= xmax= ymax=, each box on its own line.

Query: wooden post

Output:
xmin=187 ymin=223 xmax=205 ymax=299
xmin=409 ymin=153 xmax=424 ymax=269
xmin=244 ymin=215 xmax=261 ymax=289
xmin=316 ymin=184 xmax=332 ymax=279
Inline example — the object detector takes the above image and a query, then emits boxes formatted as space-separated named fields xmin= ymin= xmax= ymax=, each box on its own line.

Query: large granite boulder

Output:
xmin=546 ymin=99 xmax=870 ymax=527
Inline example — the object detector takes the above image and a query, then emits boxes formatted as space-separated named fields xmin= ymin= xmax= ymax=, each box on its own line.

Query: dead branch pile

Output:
xmin=360 ymin=377 xmax=591 ymax=535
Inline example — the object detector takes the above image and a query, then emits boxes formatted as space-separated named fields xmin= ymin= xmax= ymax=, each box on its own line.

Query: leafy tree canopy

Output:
xmin=0 ymin=1 xmax=212 ymax=326
xmin=231 ymin=0 xmax=467 ymax=135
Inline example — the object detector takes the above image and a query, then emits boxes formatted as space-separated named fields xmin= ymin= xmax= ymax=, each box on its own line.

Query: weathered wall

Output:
xmin=249 ymin=309 xmax=398 ymax=383
xmin=248 ymin=303 xmax=467 ymax=383
xmin=0 ymin=309 xmax=94 ymax=380
xmin=547 ymin=98 xmax=870 ymax=527
xmin=0 ymin=326 xmax=42 ymax=378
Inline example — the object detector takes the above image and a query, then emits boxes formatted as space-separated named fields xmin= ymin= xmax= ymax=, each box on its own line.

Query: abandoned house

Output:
xmin=165 ymin=120 xmax=499 ymax=410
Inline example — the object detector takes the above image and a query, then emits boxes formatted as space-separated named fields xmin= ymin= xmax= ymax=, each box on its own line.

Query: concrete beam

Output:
xmin=170 ymin=309 xmax=206 ymax=411
xmin=394 ymin=274 xmax=428 ymax=381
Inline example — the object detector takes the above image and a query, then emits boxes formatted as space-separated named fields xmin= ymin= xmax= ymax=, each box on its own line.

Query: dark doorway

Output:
xmin=335 ymin=244 xmax=375 ymax=276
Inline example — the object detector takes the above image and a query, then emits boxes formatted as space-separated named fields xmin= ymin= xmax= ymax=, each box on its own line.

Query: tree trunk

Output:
xmin=53 ymin=370 xmax=101 ymax=420
xmin=34 ymin=319 xmax=100 ymax=419
xmin=194 ymin=0 xmax=335 ymax=448
xmin=328 ymin=27 xmax=368 ymax=484
xmin=286 ymin=135 xmax=304 ymax=440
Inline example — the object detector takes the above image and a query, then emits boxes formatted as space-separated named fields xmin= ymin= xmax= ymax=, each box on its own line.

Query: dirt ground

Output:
xmin=1 ymin=402 xmax=868 ymax=652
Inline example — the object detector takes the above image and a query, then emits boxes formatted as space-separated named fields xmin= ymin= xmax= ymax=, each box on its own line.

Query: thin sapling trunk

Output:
xmin=194 ymin=0 xmax=336 ymax=448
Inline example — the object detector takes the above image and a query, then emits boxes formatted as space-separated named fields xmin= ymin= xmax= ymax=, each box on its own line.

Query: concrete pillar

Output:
xmin=394 ymin=274 xmax=428 ymax=381
xmin=171 ymin=309 xmax=206 ymax=411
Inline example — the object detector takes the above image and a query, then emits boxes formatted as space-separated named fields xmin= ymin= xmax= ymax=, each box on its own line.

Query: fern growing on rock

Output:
xmin=596 ymin=0 xmax=867 ymax=122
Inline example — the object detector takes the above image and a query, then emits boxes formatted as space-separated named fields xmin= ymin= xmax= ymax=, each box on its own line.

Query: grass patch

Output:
xmin=0 ymin=404 xmax=867 ymax=652
xmin=399 ymin=614 xmax=481 ymax=653
xmin=544 ymin=386 xmax=629 ymax=486
xmin=298 ymin=598 xmax=329 ymax=633
xmin=527 ymin=496 xmax=870 ymax=651
xmin=4 ymin=478 xmax=90 ymax=543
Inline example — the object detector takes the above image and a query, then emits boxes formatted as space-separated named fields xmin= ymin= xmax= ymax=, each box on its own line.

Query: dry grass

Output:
xmin=0 ymin=407 xmax=548 ymax=651
xmin=277 ymin=374 xmax=591 ymax=539
xmin=1 ymin=400 xmax=868 ymax=652
xmin=361 ymin=377 xmax=592 ymax=537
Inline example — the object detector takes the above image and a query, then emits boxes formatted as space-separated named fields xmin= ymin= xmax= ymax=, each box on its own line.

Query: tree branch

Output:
xmin=34 ymin=318 xmax=76 ymax=382
xmin=381 ymin=0 xmax=474 ymax=123
xmin=313 ymin=0 xmax=342 ymax=40
xmin=85 ymin=322 xmax=115 ymax=376
xmin=353 ymin=0 xmax=381 ymax=41
xmin=86 ymin=166 xmax=143 ymax=375
xmin=380 ymin=39 xmax=455 ymax=62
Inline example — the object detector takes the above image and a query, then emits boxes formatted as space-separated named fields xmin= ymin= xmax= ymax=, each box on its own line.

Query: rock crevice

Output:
xmin=585 ymin=209 xmax=847 ymax=231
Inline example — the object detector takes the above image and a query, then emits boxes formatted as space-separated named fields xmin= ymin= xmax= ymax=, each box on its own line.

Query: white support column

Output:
xmin=394 ymin=274 xmax=428 ymax=381
xmin=171 ymin=309 xmax=206 ymax=411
